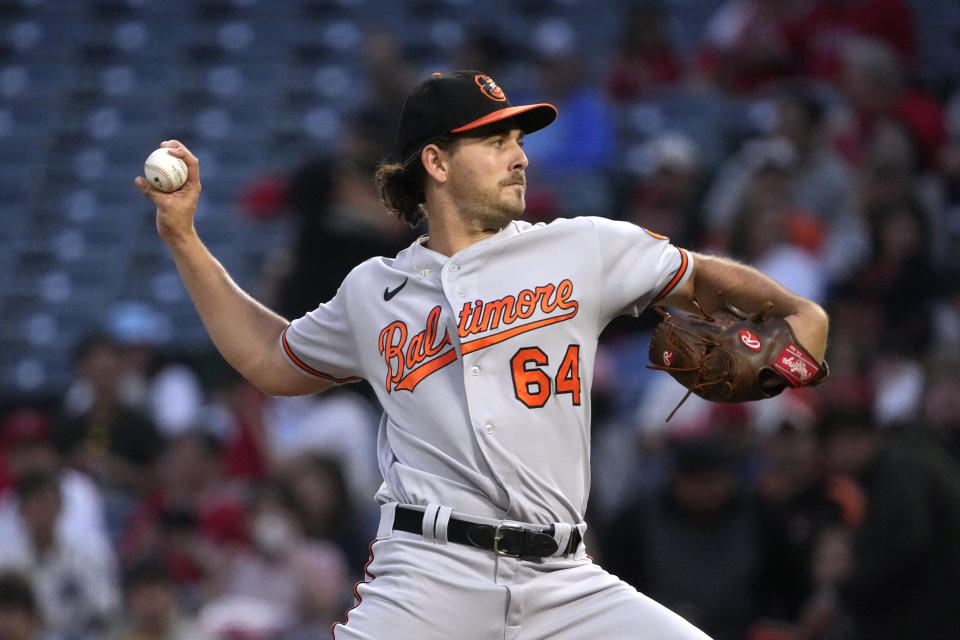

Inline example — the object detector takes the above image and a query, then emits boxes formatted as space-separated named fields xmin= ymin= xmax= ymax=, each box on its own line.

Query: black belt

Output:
xmin=392 ymin=506 xmax=581 ymax=559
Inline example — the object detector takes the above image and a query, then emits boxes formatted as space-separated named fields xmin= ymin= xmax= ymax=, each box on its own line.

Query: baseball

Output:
xmin=143 ymin=148 xmax=188 ymax=193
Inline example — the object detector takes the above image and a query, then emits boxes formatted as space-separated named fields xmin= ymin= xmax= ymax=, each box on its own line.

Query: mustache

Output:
xmin=500 ymin=173 xmax=526 ymax=187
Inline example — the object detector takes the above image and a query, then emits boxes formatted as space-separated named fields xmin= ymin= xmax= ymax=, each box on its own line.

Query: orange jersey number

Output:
xmin=510 ymin=344 xmax=582 ymax=408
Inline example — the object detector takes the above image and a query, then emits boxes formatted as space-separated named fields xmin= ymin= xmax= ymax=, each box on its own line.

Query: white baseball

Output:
xmin=144 ymin=148 xmax=188 ymax=193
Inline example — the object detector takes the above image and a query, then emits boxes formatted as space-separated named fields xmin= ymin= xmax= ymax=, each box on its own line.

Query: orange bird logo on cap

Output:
xmin=475 ymin=74 xmax=506 ymax=101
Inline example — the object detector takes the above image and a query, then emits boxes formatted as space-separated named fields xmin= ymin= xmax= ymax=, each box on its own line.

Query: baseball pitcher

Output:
xmin=136 ymin=70 xmax=829 ymax=639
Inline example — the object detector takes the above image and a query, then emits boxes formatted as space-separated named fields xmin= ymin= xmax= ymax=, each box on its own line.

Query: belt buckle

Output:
xmin=492 ymin=523 xmax=525 ymax=558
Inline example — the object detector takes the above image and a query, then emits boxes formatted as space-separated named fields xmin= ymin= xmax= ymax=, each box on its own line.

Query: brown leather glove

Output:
xmin=648 ymin=298 xmax=828 ymax=420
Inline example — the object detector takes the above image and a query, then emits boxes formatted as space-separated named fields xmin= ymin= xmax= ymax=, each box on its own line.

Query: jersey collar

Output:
xmin=400 ymin=221 xmax=526 ymax=277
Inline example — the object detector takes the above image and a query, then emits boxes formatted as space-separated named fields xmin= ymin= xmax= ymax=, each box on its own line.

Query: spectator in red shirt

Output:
xmin=783 ymin=0 xmax=916 ymax=83
xmin=694 ymin=0 xmax=802 ymax=94
xmin=607 ymin=1 xmax=684 ymax=101
xmin=118 ymin=429 xmax=248 ymax=607
xmin=832 ymin=37 xmax=946 ymax=171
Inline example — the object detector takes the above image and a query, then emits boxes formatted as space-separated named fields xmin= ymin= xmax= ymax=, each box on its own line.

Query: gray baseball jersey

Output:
xmin=281 ymin=215 xmax=692 ymax=527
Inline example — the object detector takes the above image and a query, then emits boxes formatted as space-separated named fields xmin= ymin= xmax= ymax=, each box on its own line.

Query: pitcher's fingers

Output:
xmin=161 ymin=139 xmax=192 ymax=156
xmin=163 ymin=140 xmax=196 ymax=162
xmin=163 ymin=143 xmax=200 ymax=186
xmin=134 ymin=176 xmax=162 ymax=202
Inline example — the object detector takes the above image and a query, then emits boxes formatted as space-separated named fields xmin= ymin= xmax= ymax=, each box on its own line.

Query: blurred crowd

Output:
xmin=3 ymin=1 xmax=960 ymax=639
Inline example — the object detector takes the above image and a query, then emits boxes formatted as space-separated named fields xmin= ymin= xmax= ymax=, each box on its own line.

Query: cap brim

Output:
xmin=451 ymin=103 xmax=557 ymax=135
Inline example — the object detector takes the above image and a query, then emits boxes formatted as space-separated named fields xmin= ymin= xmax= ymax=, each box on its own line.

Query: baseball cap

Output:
xmin=395 ymin=70 xmax=557 ymax=160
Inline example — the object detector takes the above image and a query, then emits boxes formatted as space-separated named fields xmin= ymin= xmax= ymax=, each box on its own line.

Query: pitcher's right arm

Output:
xmin=135 ymin=140 xmax=332 ymax=397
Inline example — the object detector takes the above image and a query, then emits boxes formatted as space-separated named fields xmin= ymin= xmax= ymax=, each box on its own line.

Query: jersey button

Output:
xmin=455 ymin=288 xmax=466 ymax=298
xmin=484 ymin=424 xmax=495 ymax=435
xmin=470 ymin=366 xmax=480 ymax=376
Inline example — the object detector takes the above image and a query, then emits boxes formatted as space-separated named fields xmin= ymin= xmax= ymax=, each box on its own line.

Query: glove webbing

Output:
xmin=647 ymin=320 xmax=735 ymax=422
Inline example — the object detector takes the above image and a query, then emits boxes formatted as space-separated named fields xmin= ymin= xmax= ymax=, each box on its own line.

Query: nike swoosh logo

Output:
xmin=383 ymin=277 xmax=408 ymax=301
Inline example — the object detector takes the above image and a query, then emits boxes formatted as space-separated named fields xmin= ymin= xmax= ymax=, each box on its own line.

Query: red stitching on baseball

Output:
xmin=145 ymin=162 xmax=184 ymax=191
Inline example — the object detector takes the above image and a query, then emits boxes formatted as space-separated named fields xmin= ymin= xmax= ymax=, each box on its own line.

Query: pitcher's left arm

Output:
xmin=659 ymin=251 xmax=829 ymax=362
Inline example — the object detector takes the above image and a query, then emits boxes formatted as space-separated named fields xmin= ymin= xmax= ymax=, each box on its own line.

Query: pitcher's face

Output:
xmin=445 ymin=128 xmax=529 ymax=231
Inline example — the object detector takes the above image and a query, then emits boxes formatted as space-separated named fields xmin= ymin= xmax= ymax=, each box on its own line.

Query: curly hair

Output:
xmin=375 ymin=135 xmax=458 ymax=227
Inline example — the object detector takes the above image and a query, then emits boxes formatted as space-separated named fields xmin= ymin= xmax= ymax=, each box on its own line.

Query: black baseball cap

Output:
xmin=395 ymin=70 xmax=558 ymax=161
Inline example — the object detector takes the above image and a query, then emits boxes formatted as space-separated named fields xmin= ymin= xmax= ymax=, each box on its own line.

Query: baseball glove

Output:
xmin=648 ymin=296 xmax=828 ymax=421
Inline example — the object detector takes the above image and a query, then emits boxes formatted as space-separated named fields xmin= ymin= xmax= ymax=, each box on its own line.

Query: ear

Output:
xmin=421 ymin=143 xmax=451 ymax=184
